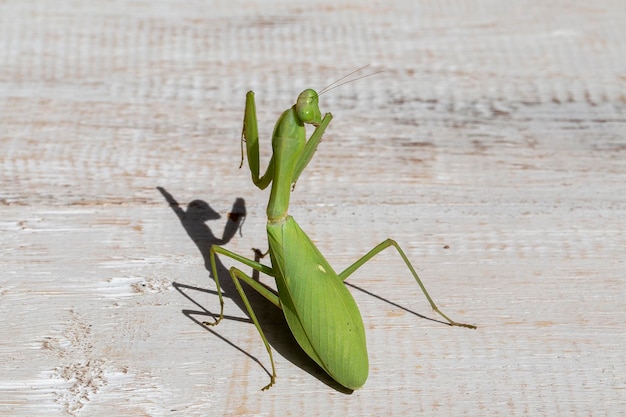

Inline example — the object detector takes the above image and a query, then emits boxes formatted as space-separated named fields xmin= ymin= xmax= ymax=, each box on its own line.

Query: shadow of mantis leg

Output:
xmin=337 ymin=238 xmax=476 ymax=329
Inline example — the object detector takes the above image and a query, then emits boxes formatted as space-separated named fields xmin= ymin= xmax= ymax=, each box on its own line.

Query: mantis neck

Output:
xmin=266 ymin=107 xmax=306 ymax=224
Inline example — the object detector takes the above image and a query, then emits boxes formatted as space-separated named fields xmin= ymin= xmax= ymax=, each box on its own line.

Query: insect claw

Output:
xmin=261 ymin=376 xmax=276 ymax=391
xmin=202 ymin=316 xmax=223 ymax=327
xmin=454 ymin=322 xmax=477 ymax=329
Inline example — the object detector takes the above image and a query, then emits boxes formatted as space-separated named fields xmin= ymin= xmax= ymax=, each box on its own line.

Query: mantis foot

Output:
xmin=261 ymin=375 xmax=276 ymax=391
xmin=202 ymin=315 xmax=223 ymax=327
xmin=449 ymin=321 xmax=477 ymax=330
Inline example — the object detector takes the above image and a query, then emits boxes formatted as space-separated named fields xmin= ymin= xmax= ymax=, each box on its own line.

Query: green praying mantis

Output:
xmin=204 ymin=70 xmax=476 ymax=391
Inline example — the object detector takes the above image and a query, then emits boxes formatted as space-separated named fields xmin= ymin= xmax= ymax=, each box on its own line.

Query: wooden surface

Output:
xmin=1 ymin=1 xmax=625 ymax=416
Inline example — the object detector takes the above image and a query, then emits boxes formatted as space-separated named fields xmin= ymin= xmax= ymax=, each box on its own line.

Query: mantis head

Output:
xmin=295 ymin=89 xmax=322 ymax=127
xmin=294 ymin=66 xmax=382 ymax=128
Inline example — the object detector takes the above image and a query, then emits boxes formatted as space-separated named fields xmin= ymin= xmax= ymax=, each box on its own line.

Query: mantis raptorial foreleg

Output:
xmin=241 ymin=91 xmax=333 ymax=191
xmin=290 ymin=112 xmax=332 ymax=188
xmin=240 ymin=91 xmax=272 ymax=189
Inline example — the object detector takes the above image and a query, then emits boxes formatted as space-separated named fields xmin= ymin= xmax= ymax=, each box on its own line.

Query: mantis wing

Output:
xmin=267 ymin=216 xmax=368 ymax=390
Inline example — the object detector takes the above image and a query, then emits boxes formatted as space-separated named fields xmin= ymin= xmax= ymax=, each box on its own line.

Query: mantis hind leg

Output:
xmin=338 ymin=239 xmax=476 ymax=329
xmin=225 ymin=267 xmax=278 ymax=390
xmin=204 ymin=244 xmax=281 ymax=390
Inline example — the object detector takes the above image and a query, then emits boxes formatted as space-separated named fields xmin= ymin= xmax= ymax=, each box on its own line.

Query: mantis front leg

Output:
xmin=291 ymin=112 xmax=332 ymax=188
xmin=241 ymin=91 xmax=273 ymax=190
xmin=240 ymin=91 xmax=333 ymax=191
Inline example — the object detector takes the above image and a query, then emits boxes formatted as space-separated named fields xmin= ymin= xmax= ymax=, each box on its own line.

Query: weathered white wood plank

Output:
xmin=1 ymin=0 xmax=625 ymax=416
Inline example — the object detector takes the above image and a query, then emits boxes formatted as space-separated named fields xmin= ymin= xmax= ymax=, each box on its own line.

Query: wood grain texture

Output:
xmin=1 ymin=0 xmax=625 ymax=416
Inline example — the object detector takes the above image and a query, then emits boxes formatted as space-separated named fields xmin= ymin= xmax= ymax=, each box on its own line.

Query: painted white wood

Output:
xmin=1 ymin=1 xmax=625 ymax=415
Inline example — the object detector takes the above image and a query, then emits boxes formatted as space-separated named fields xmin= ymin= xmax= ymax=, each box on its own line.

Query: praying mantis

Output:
xmin=204 ymin=71 xmax=476 ymax=391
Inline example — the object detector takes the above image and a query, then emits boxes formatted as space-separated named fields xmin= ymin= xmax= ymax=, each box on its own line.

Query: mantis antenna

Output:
xmin=318 ymin=65 xmax=384 ymax=96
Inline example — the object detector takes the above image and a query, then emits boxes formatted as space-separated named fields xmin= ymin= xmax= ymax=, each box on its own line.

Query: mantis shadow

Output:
xmin=345 ymin=282 xmax=455 ymax=327
xmin=157 ymin=187 xmax=350 ymax=393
